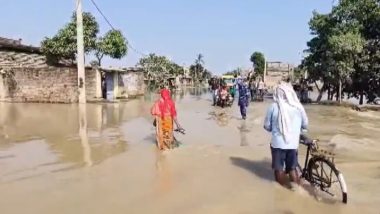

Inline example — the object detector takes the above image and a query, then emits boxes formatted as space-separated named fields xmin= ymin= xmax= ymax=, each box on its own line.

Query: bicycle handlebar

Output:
xmin=300 ymin=134 xmax=315 ymax=146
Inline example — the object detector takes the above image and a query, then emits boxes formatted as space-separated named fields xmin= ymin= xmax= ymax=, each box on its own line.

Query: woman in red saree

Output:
xmin=151 ymin=89 xmax=183 ymax=150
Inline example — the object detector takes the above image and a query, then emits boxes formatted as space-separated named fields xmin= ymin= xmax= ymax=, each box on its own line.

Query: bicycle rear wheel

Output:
xmin=307 ymin=157 xmax=348 ymax=204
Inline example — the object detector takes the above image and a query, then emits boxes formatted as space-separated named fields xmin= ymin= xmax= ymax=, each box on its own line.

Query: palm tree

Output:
xmin=193 ymin=54 xmax=204 ymax=83
xmin=195 ymin=54 xmax=204 ymax=66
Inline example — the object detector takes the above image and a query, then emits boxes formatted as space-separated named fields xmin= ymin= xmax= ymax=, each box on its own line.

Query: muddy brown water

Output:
xmin=0 ymin=88 xmax=379 ymax=214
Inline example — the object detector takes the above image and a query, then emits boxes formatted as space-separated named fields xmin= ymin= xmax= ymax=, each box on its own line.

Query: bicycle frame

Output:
xmin=300 ymin=140 xmax=337 ymax=191
xmin=298 ymin=135 xmax=348 ymax=203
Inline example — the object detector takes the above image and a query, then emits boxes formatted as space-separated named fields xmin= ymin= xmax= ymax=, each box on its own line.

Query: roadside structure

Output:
xmin=0 ymin=37 xmax=144 ymax=103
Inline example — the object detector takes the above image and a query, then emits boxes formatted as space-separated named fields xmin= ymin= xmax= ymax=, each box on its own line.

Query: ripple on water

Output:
xmin=350 ymin=109 xmax=380 ymax=120
xmin=329 ymin=134 xmax=378 ymax=152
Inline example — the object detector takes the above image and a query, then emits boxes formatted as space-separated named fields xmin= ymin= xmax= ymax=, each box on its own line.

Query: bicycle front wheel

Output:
xmin=307 ymin=157 xmax=348 ymax=204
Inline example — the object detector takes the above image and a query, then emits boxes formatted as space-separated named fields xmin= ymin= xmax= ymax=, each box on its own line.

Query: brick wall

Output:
xmin=0 ymin=66 xmax=97 ymax=103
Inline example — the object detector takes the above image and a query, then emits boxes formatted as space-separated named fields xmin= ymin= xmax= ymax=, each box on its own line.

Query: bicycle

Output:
xmin=297 ymin=135 xmax=348 ymax=204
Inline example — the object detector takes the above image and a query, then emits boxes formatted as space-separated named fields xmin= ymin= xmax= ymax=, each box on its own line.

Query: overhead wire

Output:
xmin=87 ymin=0 xmax=187 ymax=78
xmin=88 ymin=0 xmax=147 ymax=57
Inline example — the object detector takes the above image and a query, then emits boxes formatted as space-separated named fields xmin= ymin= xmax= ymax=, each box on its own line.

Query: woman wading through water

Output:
xmin=151 ymin=88 xmax=184 ymax=150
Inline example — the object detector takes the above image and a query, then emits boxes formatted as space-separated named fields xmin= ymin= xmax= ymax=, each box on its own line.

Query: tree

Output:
xmin=250 ymin=52 xmax=265 ymax=76
xmin=202 ymin=69 xmax=212 ymax=80
xmin=328 ymin=31 xmax=364 ymax=103
xmin=195 ymin=54 xmax=204 ymax=65
xmin=302 ymin=0 xmax=380 ymax=104
xmin=41 ymin=12 xmax=99 ymax=63
xmin=95 ymin=30 xmax=128 ymax=65
xmin=41 ymin=12 xmax=129 ymax=66
xmin=189 ymin=54 xmax=207 ymax=83
xmin=138 ymin=53 xmax=184 ymax=88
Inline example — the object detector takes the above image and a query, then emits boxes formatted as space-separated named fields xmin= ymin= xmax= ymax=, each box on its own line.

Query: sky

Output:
xmin=1 ymin=0 xmax=333 ymax=74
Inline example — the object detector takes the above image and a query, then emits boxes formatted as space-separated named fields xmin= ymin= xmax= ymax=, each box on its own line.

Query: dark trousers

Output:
xmin=240 ymin=105 xmax=247 ymax=118
xmin=250 ymin=89 xmax=255 ymax=101
xmin=239 ymin=98 xmax=248 ymax=118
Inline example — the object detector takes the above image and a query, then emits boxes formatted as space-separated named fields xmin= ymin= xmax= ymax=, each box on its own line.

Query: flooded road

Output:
xmin=0 ymin=88 xmax=379 ymax=214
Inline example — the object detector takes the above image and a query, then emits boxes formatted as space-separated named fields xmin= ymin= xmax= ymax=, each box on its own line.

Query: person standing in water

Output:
xmin=151 ymin=88 xmax=183 ymax=150
xmin=249 ymin=79 xmax=256 ymax=102
xmin=238 ymin=79 xmax=250 ymax=120
xmin=211 ymin=78 xmax=219 ymax=106
xmin=263 ymin=83 xmax=308 ymax=188
xmin=257 ymin=78 xmax=265 ymax=100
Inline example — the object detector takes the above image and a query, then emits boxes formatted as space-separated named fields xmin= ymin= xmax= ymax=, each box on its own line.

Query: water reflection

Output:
xmin=2 ymin=87 xmax=378 ymax=183
xmin=79 ymin=104 xmax=92 ymax=167
xmin=0 ymin=101 xmax=143 ymax=181
xmin=238 ymin=120 xmax=249 ymax=146
xmin=0 ymin=88 xmax=210 ymax=182
xmin=155 ymin=152 xmax=172 ymax=195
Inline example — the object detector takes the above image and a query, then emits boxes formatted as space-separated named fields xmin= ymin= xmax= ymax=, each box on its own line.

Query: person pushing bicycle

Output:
xmin=263 ymin=81 xmax=308 ymax=189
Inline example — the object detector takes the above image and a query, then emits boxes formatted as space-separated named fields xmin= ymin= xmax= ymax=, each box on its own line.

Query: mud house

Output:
xmin=0 ymin=37 xmax=144 ymax=103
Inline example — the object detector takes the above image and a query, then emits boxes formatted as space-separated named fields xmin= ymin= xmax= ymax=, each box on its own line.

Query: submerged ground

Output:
xmin=0 ymin=88 xmax=379 ymax=214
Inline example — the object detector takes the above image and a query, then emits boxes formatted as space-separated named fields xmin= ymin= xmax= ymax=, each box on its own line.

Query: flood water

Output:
xmin=0 ymin=88 xmax=379 ymax=214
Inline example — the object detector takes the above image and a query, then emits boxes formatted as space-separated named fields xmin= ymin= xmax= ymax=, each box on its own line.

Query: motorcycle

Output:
xmin=215 ymin=89 xmax=233 ymax=108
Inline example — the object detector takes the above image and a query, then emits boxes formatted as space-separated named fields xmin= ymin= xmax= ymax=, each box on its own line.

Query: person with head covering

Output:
xmin=151 ymin=89 xmax=183 ymax=150
xmin=238 ymin=78 xmax=250 ymax=120
xmin=263 ymin=82 xmax=308 ymax=188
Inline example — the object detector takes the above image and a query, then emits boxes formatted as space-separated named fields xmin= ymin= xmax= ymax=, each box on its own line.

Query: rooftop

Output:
xmin=0 ymin=37 xmax=41 ymax=54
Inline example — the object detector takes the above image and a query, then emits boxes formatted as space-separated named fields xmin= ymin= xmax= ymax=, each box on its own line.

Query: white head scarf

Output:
xmin=273 ymin=82 xmax=307 ymax=144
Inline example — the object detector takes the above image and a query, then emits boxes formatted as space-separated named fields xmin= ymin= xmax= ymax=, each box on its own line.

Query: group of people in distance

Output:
xmin=248 ymin=78 xmax=265 ymax=101
xmin=150 ymin=79 xmax=309 ymax=190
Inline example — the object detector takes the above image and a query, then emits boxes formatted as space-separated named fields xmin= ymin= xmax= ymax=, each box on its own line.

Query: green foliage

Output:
xmin=302 ymin=0 xmax=380 ymax=104
xmin=202 ymin=69 xmax=212 ymax=80
xmin=250 ymin=52 xmax=265 ymax=75
xmin=189 ymin=54 xmax=210 ymax=83
xmin=293 ymin=66 xmax=305 ymax=80
xmin=41 ymin=12 xmax=99 ymax=63
xmin=41 ymin=12 xmax=128 ymax=65
xmin=138 ymin=53 xmax=184 ymax=87
xmin=95 ymin=30 xmax=128 ymax=65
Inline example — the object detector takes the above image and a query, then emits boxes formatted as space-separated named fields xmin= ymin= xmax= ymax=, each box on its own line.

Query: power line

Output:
xmin=89 ymin=0 xmax=115 ymax=30
xmin=87 ymin=0 xmax=189 ymax=76
xmin=88 ymin=0 xmax=147 ymax=57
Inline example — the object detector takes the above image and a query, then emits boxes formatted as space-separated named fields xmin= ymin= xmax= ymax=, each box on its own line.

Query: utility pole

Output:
xmin=76 ymin=0 xmax=90 ymax=165
xmin=76 ymin=0 xmax=86 ymax=103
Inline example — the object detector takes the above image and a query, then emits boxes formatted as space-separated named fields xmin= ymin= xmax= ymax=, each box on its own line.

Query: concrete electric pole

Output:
xmin=76 ymin=0 xmax=91 ymax=165
xmin=76 ymin=0 xmax=86 ymax=104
